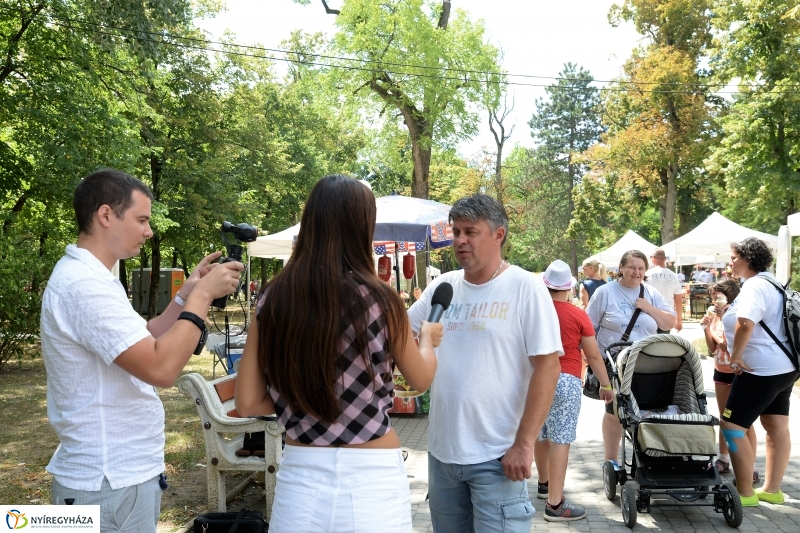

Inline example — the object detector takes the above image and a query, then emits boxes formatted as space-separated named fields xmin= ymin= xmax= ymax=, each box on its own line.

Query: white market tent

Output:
xmin=246 ymin=194 xmax=455 ymax=262
xmin=776 ymin=212 xmax=800 ymax=284
xmin=246 ymin=223 xmax=297 ymax=262
xmin=583 ymin=230 xmax=658 ymax=267
xmin=661 ymin=212 xmax=778 ymax=267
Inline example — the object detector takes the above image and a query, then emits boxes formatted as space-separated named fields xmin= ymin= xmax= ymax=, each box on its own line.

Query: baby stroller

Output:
xmin=601 ymin=334 xmax=743 ymax=528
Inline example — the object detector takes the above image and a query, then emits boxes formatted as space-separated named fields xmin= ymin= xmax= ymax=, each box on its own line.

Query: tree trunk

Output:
xmin=147 ymin=152 xmax=163 ymax=319
xmin=567 ymin=135 xmax=577 ymax=276
xmin=659 ymin=161 xmax=678 ymax=244
xmin=119 ymin=260 xmax=128 ymax=296
xmin=2 ymin=194 xmax=27 ymax=233
xmin=438 ymin=1 xmax=451 ymax=29
xmin=137 ymin=250 xmax=147 ymax=314
xmin=171 ymin=249 xmax=179 ymax=268
xmin=147 ymin=235 xmax=161 ymax=319
xmin=407 ymin=119 xmax=431 ymax=199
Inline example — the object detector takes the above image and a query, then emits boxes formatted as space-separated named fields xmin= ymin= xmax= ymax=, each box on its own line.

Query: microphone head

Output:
xmin=431 ymin=282 xmax=453 ymax=310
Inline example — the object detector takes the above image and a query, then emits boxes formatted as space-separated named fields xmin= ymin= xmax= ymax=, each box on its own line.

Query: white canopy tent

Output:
xmin=776 ymin=212 xmax=800 ymax=284
xmin=246 ymin=223 xmax=297 ymax=262
xmin=661 ymin=212 xmax=778 ymax=267
xmin=246 ymin=194 xmax=455 ymax=262
xmin=583 ymin=230 xmax=657 ymax=268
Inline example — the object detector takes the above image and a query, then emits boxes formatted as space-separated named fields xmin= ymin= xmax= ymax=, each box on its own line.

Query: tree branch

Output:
xmin=0 ymin=2 xmax=47 ymax=85
xmin=320 ymin=0 xmax=340 ymax=15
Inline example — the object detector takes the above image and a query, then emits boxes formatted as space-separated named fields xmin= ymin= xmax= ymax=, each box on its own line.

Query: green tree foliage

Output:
xmin=0 ymin=0 xmax=197 ymax=358
xmin=504 ymin=64 xmax=603 ymax=273
xmin=585 ymin=0 xmax=715 ymax=244
xmin=707 ymin=0 xmax=800 ymax=231
xmin=330 ymin=0 xmax=502 ymax=198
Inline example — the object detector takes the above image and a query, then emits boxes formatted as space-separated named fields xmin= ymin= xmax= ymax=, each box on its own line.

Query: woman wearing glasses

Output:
xmin=585 ymin=250 xmax=676 ymax=465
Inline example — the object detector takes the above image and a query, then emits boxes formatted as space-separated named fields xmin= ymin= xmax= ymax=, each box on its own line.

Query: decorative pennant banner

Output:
xmin=430 ymin=221 xmax=453 ymax=244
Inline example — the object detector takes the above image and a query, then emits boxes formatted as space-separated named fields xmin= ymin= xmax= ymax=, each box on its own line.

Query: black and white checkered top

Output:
xmin=266 ymin=285 xmax=395 ymax=445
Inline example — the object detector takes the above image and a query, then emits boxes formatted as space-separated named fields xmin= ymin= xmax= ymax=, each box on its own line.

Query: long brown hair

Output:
xmin=257 ymin=175 xmax=408 ymax=422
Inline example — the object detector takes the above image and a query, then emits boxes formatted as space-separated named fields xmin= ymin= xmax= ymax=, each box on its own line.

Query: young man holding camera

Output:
xmin=41 ymin=169 xmax=243 ymax=532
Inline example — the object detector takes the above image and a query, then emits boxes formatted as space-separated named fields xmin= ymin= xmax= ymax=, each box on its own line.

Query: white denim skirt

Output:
xmin=269 ymin=445 xmax=412 ymax=533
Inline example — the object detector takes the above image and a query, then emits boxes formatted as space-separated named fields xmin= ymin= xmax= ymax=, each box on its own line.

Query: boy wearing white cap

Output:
xmin=534 ymin=260 xmax=614 ymax=522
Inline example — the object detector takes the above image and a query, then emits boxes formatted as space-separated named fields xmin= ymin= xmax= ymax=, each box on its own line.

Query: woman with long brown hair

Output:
xmin=235 ymin=175 xmax=442 ymax=532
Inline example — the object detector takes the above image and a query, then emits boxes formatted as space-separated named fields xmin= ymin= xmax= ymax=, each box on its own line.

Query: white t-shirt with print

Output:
xmin=407 ymin=266 xmax=563 ymax=465
xmin=721 ymin=273 xmax=795 ymax=376
xmin=645 ymin=265 xmax=683 ymax=312
xmin=585 ymin=281 xmax=675 ymax=356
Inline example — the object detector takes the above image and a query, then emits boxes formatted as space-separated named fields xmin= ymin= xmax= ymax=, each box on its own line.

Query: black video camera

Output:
xmin=211 ymin=221 xmax=258 ymax=309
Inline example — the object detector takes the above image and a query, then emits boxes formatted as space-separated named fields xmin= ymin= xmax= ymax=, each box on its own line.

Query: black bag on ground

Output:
xmin=193 ymin=509 xmax=267 ymax=533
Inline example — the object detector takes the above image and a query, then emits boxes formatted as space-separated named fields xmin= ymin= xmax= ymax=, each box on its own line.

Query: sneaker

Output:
xmin=754 ymin=488 xmax=785 ymax=504
xmin=537 ymin=481 xmax=548 ymax=499
xmin=544 ymin=498 xmax=586 ymax=522
xmin=753 ymin=470 xmax=760 ymax=484
xmin=740 ymin=493 xmax=759 ymax=507
xmin=714 ymin=458 xmax=730 ymax=474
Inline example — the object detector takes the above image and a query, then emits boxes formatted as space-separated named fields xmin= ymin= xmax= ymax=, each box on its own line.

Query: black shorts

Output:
xmin=722 ymin=370 xmax=799 ymax=428
xmin=713 ymin=369 xmax=734 ymax=385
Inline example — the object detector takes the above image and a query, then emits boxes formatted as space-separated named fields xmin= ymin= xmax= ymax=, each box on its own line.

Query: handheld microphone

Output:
xmin=427 ymin=282 xmax=453 ymax=323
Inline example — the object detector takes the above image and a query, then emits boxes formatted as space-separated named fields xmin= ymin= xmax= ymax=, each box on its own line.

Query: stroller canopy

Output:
xmin=616 ymin=334 xmax=705 ymax=399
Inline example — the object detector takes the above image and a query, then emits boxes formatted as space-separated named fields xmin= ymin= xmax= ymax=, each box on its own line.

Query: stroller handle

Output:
xmin=605 ymin=341 xmax=633 ymax=355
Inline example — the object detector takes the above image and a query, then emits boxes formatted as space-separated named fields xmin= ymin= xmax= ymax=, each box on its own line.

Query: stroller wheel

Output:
xmin=720 ymin=482 xmax=743 ymax=528
xmin=602 ymin=461 xmax=617 ymax=501
xmin=621 ymin=484 xmax=638 ymax=528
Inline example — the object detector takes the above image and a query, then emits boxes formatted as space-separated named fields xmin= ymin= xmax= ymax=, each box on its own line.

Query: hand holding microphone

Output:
xmin=419 ymin=282 xmax=452 ymax=348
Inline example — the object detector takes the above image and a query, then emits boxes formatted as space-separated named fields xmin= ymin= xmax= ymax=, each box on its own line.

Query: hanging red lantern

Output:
xmin=378 ymin=254 xmax=391 ymax=282
xmin=403 ymin=251 xmax=415 ymax=279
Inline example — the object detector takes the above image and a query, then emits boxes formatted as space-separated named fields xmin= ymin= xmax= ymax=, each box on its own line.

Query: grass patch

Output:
xmin=0 ymin=344 xmax=248 ymax=532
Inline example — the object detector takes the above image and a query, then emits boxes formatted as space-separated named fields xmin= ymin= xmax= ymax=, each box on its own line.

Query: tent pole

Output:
xmin=426 ymin=238 xmax=431 ymax=284
xmin=246 ymin=256 xmax=251 ymax=327
xmin=394 ymin=243 xmax=401 ymax=293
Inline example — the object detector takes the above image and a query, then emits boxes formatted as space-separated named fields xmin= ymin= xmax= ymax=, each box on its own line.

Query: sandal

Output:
xmin=714 ymin=458 xmax=730 ymax=474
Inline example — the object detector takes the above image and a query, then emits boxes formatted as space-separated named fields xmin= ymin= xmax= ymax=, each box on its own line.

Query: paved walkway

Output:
xmin=395 ymin=323 xmax=800 ymax=532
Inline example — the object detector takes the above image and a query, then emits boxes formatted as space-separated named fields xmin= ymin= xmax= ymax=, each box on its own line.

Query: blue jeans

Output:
xmin=428 ymin=453 xmax=534 ymax=533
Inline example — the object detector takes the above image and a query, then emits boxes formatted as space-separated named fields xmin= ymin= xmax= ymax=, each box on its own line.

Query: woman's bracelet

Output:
xmin=600 ymin=384 xmax=612 ymax=391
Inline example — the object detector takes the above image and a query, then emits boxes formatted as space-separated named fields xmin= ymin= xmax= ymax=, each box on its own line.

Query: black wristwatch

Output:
xmin=178 ymin=311 xmax=208 ymax=355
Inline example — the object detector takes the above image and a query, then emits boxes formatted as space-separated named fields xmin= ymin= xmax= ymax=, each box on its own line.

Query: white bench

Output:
xmin=177 ymin=372 xmax=284 ymax=522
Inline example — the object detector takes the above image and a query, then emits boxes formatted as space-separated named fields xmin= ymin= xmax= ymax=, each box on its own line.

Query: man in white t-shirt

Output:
xmin=645 ymin=248 xmax=684 ymax=332
xmin=41 ymin=169 xmax=243 ymax=532
xmin=408 ymin=194 xmax=562 ymax=532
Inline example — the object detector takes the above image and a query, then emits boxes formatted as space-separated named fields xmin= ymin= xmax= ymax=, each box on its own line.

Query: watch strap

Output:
xmin=178 ymin=311 xmax=205 ymax=331
xmin=178 ymin=312 xmax=207 ymax=355
xmin=174 ymin=293 xmax=186 ymax=307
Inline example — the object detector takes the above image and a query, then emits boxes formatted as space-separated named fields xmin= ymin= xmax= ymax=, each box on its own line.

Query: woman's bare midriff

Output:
xmin=285 ymin=428 xmax=401 ymax=449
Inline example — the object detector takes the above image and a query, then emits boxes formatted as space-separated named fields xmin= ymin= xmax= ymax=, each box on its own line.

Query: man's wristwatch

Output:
xmin=178 ymin=311 xmax=208 ymax=355
xmin=174 ymin=292 xmax=187 ymax=307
